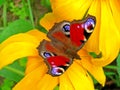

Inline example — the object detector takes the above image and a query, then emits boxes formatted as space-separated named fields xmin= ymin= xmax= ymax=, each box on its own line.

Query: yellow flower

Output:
xmin=39 ymin=0 xmax=120 ymax=88
xmin=0 ymin=29 xmax=100 ymax=90
xmin=40 ymin=0 xmax=120 ymax=66
xmin=0 ymin=0 xmax=119 ymax=90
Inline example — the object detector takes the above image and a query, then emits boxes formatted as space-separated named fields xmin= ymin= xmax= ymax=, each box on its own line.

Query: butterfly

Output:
xmin=37 ymin=15 xmax=96 ymax=76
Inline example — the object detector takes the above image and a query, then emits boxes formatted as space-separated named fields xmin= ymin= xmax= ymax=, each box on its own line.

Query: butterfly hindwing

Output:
xmin=37 ymin=40 xmax=73 ymax=76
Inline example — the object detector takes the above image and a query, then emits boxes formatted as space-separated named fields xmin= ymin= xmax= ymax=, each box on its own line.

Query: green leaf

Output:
xmin=89 ymin=52 xmax=102 ymax=58
xmin=0 ymin=19 xmax=34 ymax=43
xmin=0 ymin=60 xmax=25 ymax=82
xmin=117 ymin=53 xmax=120 ymax=78
xmin=0 ymin=0 xmax=5 ymax=6
xmin=18 ymin=57 xmax=27 ymax=67
xmin=0 ymin=79 xmax=14 ymax=90
xmin=104 ymin=72 xmax=116 ymax=76
xmin=104 ymin=65 xmax=117 ymax=70
xmin=54 ymin=85 xmax=59 ymax=90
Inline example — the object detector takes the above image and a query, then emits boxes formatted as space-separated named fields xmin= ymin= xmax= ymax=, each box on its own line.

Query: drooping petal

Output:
xmin=109 ymin=0 xmax=120 ymax=48
xmin=37 ymin=74 xmax=58 ymax=90
xmin=25 ymin=56 xmax=45 ymax=74
xmin=77 ymin=49 xmax=106 ymax=86
xmin=109 ymin=0 xmax=120 ymax=31
xmin=13 ymin=63 xmax=47 ymax=90
xmin=84 ymin=0 xmax=101 ymax=54
xmin=67 ymin=62 xmax=94 ymax=90
xmin=92 ymin=0 xmax=119 ymax=66
xmin=0 ymin=33 xmax=40 ymax=69
xmin=26 ymin=29 xmax=49 ymax=41
xmin=59 ymin=72 xmax=74 ymax=90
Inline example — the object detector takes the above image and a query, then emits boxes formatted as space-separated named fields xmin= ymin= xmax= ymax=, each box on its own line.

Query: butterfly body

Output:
xmin=37 ymin=15 xmax=96 ymax=76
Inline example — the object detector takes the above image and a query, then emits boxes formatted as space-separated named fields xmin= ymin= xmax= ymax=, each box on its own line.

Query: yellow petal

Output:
xmin=40 ymin=13 xmax=60 ymax=30
xmin=67 ymin=62 xmax=94 ymax=90
xmin=59 ymin=72 xmax=74 ymax=90
xmin=77 ymin=49 xmax=106 ymax=86
xmin=92 ymin=0 xmax=119 ymax=66
xmin=51 ymin=0 xmax=93 ymax=20
xmin=13 ymin=63 xmax=47 ymax=90
xmin=25 ymin=56 xmax=44 ymax=74
xmin=37 ymin=74 xmax=58 ymax=90
xmin=0 ymin=33 xmax=39 ymax=69
xmin=109 ymin=0 xmax=120 ymax=31
xmin=84 ymin=0 xmax=101 ymax=54
xmin=27 ymin=29 xmax=49 ymax=41
xmin=40 ymin=0 xmax=93 ymax=30
xmin=0 ymin=33 xmax=39 ymax=50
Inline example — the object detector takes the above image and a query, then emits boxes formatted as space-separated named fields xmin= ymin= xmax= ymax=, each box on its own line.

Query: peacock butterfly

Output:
xmin=37 ymin=15 xmax=96 ymax=76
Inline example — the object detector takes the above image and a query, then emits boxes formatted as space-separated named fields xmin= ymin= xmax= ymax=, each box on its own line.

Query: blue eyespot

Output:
xmin=51 ymin=67 xmax=64 ymax=76
xmin=62 ymin=22 xmax=70 ymax=36
xmin=87 ymin=18 xmax=95 ymax=24
xmin=63 ymin=24 xmax=70 ymax=32
xmin=44 ymin=52 xmax=52 ymax=58
xmin=41 ymin=51 xmax=55 ymax=58
xmin=84 ymin=18 xmax=95 ymax=33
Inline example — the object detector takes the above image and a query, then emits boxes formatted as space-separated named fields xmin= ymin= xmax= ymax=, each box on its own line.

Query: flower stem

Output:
xmin=27 ymin=0 xmax=35 ymax=28
xmin=3 ymin=1 xmax=7 ymax=28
